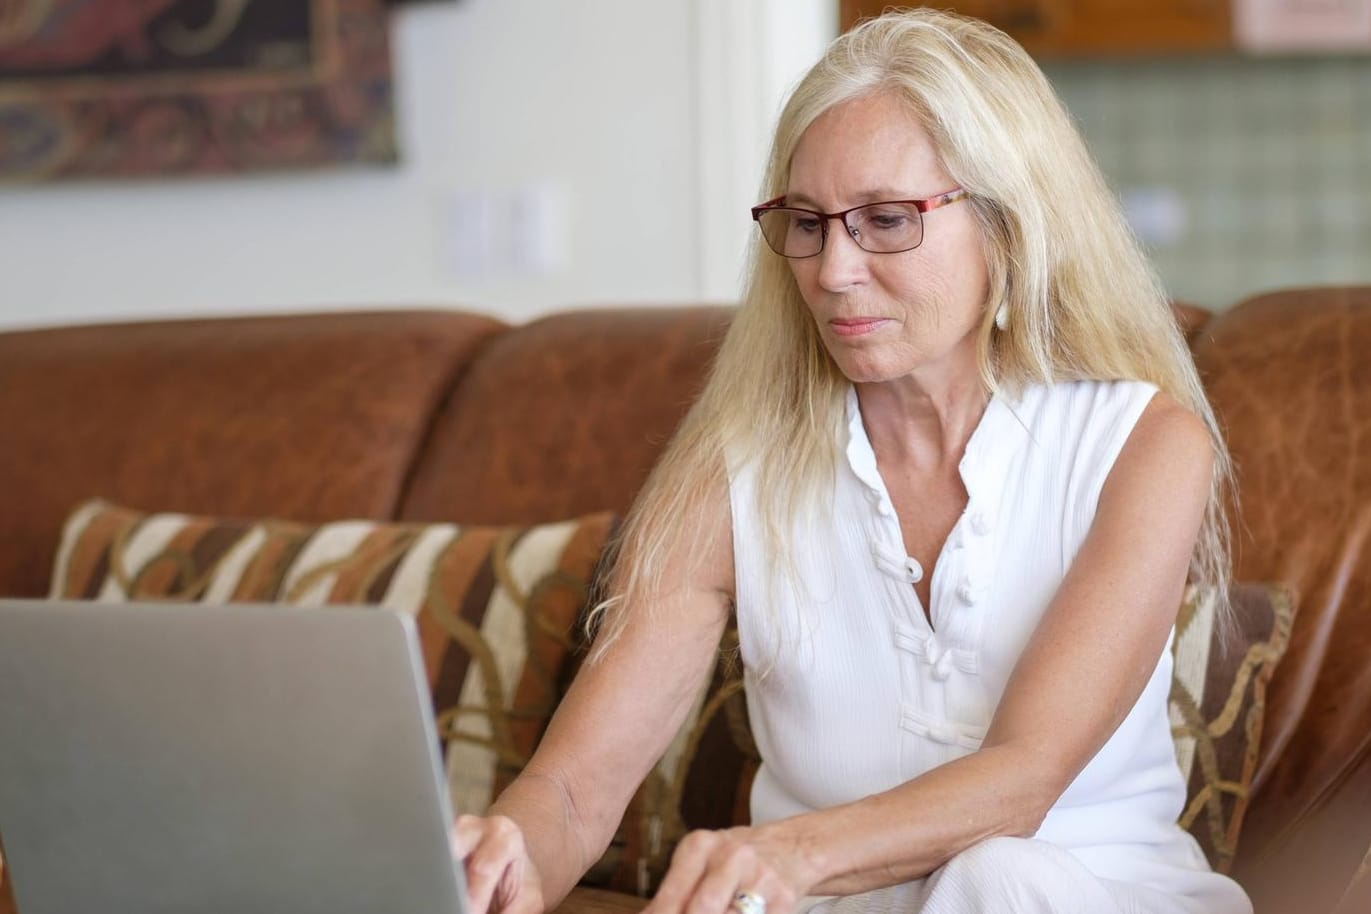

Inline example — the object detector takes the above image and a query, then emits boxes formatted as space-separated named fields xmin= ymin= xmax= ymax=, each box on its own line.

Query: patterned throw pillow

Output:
xmin=1170 ymin=582 xmax=1293 ymax=871
xmin=44 ymin=498 xmax=616 ymax=820
xmin=591 ymin=582 xmax=1292 ymax=893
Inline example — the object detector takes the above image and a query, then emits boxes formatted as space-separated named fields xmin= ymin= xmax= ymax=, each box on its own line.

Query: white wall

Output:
xmin=0 ymin=0 xmax=835 ymax=332
xmin=695 ymin=0 xmax=837 ymax=299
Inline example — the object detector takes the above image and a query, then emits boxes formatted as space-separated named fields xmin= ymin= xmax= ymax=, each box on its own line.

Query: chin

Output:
xmin=828 ymin=351 xmax=906 ymax=385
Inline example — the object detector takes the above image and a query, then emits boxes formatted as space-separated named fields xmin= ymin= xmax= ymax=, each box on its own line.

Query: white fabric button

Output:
xmin=922 ymin=637 xmax=951 ymax=681
xmin=970 ymin=510 xmax=992 ymax=536
xmin=956 ymin=581 xmax=979 ymax=604
xmin=877 ymin=500 xmax=895 ymax=517
xmin=904 ymin=558 xmax=923 ymax=583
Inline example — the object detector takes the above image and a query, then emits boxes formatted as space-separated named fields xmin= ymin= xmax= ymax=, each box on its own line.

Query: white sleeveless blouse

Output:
xmin=728 ymin=379 xmax=1249 ymax=912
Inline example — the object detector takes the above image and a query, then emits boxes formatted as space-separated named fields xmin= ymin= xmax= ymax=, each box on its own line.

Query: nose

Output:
xmin=816 ymin=217 xmax=869 ymax=292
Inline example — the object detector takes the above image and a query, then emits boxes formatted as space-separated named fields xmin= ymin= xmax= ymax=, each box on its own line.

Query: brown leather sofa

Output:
xmin=1 ymin=287 xmax=1368 ymax=914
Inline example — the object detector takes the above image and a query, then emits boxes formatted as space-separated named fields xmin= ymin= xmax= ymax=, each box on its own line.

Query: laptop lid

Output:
xmin=0 ymin=599 xmax=468 ymax=914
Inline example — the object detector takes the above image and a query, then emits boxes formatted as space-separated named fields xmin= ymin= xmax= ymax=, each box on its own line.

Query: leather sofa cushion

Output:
xmin=400 ymin=306 xmax=732 ymax=526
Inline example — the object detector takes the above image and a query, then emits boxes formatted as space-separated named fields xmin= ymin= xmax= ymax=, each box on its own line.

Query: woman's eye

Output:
xmin=870 ymin=214 xmax=909 ymax=230
xmin=794 ymin=217 xmax=822 ymax=233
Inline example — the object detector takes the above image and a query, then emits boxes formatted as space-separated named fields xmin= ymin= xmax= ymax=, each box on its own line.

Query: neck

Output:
xmin=855 ymin=348 xmax=989 ymax=472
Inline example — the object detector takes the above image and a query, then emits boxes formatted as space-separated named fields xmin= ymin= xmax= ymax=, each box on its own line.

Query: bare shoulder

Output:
xmin=1128 ymin=389 xmax=1214 ymax=467
xmin=1105 ymin=389 xmax=1214 ymax=505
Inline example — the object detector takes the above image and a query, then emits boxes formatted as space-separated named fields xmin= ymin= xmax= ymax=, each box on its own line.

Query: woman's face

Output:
xmin=785 ymin=92 xmax=991 ymax=386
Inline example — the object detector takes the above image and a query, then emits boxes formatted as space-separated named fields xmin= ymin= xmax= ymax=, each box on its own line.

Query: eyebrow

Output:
xmin=783 ymin=188 xmax=923 ymax=208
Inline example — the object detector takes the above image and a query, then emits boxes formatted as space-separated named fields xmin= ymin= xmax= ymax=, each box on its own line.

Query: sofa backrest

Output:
xmin=0 ymin=310 xmax=503 ymax=598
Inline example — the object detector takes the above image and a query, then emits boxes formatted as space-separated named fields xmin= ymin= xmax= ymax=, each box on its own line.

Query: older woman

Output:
xmin=452 ymin=9 xmax=1250 ymax=914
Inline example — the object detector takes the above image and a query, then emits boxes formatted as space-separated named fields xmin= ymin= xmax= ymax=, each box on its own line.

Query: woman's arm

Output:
xmin=644 ymin=392 xmax=1214 ymax=912
xmin=459 ymin=476 xmax=737 ymax=913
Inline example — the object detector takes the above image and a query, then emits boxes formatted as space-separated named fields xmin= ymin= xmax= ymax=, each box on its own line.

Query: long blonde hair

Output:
xmin=588 ymin=8 xmax=1233 ymax=658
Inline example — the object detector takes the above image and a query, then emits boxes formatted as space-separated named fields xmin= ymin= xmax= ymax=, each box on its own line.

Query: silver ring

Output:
xmin=732 ymin=891 xmax=767 ymax=914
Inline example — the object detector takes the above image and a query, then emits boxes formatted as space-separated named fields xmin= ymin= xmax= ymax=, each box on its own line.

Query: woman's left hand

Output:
xmin=642 ymin=824 xmax=818 ymax=914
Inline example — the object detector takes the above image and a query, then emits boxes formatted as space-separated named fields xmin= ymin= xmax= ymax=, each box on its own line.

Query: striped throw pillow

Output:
xmin=46 ymin=498 xmax=615 ymax=818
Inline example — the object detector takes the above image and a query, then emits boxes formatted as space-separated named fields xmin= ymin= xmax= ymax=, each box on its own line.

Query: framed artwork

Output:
xmin=0 ymin=0 xmax=398 ymax=181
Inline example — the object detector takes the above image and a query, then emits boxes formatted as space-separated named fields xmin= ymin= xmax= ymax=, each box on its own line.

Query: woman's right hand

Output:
xmin=451 ymin=814 xmax=546 ymax=914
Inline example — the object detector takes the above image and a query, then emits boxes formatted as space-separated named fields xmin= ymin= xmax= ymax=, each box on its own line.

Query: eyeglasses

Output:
xmin=750 ymin=188 xmax=969 ymax=259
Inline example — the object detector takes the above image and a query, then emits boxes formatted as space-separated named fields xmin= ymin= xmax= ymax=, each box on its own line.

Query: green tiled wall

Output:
xmin=1043 ymin=56 xmax=1371 ymax=310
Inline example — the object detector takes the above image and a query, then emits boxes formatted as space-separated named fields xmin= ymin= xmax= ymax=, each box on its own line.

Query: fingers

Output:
xmin=646 ymin=830 xmax=797 ymax=914
xmin=494 ymin=853 xmax=544 ymax=914
xmin=451 ymin=814 xmax=539 ymax=914
xmin=644 ymin=830 xmax=711 ymax=914
xmin=685 ymin=839 xmax=753 ymax=914
xmin=449 ymin=814 xmax=485 ymax=859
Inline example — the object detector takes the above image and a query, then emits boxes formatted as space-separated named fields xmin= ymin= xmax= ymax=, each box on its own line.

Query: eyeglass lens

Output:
xmin=756 ymin=202 xmax=925 ymax=258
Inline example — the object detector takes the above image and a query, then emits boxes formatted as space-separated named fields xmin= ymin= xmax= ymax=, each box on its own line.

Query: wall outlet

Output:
xmin=442 ymin=182 xmax=569 ymax=280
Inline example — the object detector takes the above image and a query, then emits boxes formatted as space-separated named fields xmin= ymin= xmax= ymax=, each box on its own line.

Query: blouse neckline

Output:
xmin=843 ymin=383 xmax=1032 ymax=506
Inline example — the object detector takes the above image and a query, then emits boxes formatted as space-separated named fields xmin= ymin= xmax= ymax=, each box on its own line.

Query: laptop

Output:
xmin=0 ymin=599 xmax=470 ymax=914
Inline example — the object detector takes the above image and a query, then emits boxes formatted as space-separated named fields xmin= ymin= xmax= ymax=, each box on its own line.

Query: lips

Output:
xmin=828 ymin=317 xmax=890 ymax=337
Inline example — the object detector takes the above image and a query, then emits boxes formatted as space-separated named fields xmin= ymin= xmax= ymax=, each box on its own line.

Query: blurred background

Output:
xmin=0 ymin=0 xmax=1366 ymax=331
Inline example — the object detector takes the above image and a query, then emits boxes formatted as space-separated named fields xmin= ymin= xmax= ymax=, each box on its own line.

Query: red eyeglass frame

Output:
xmin=750 ymin=187 xmax=970 ymax=257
